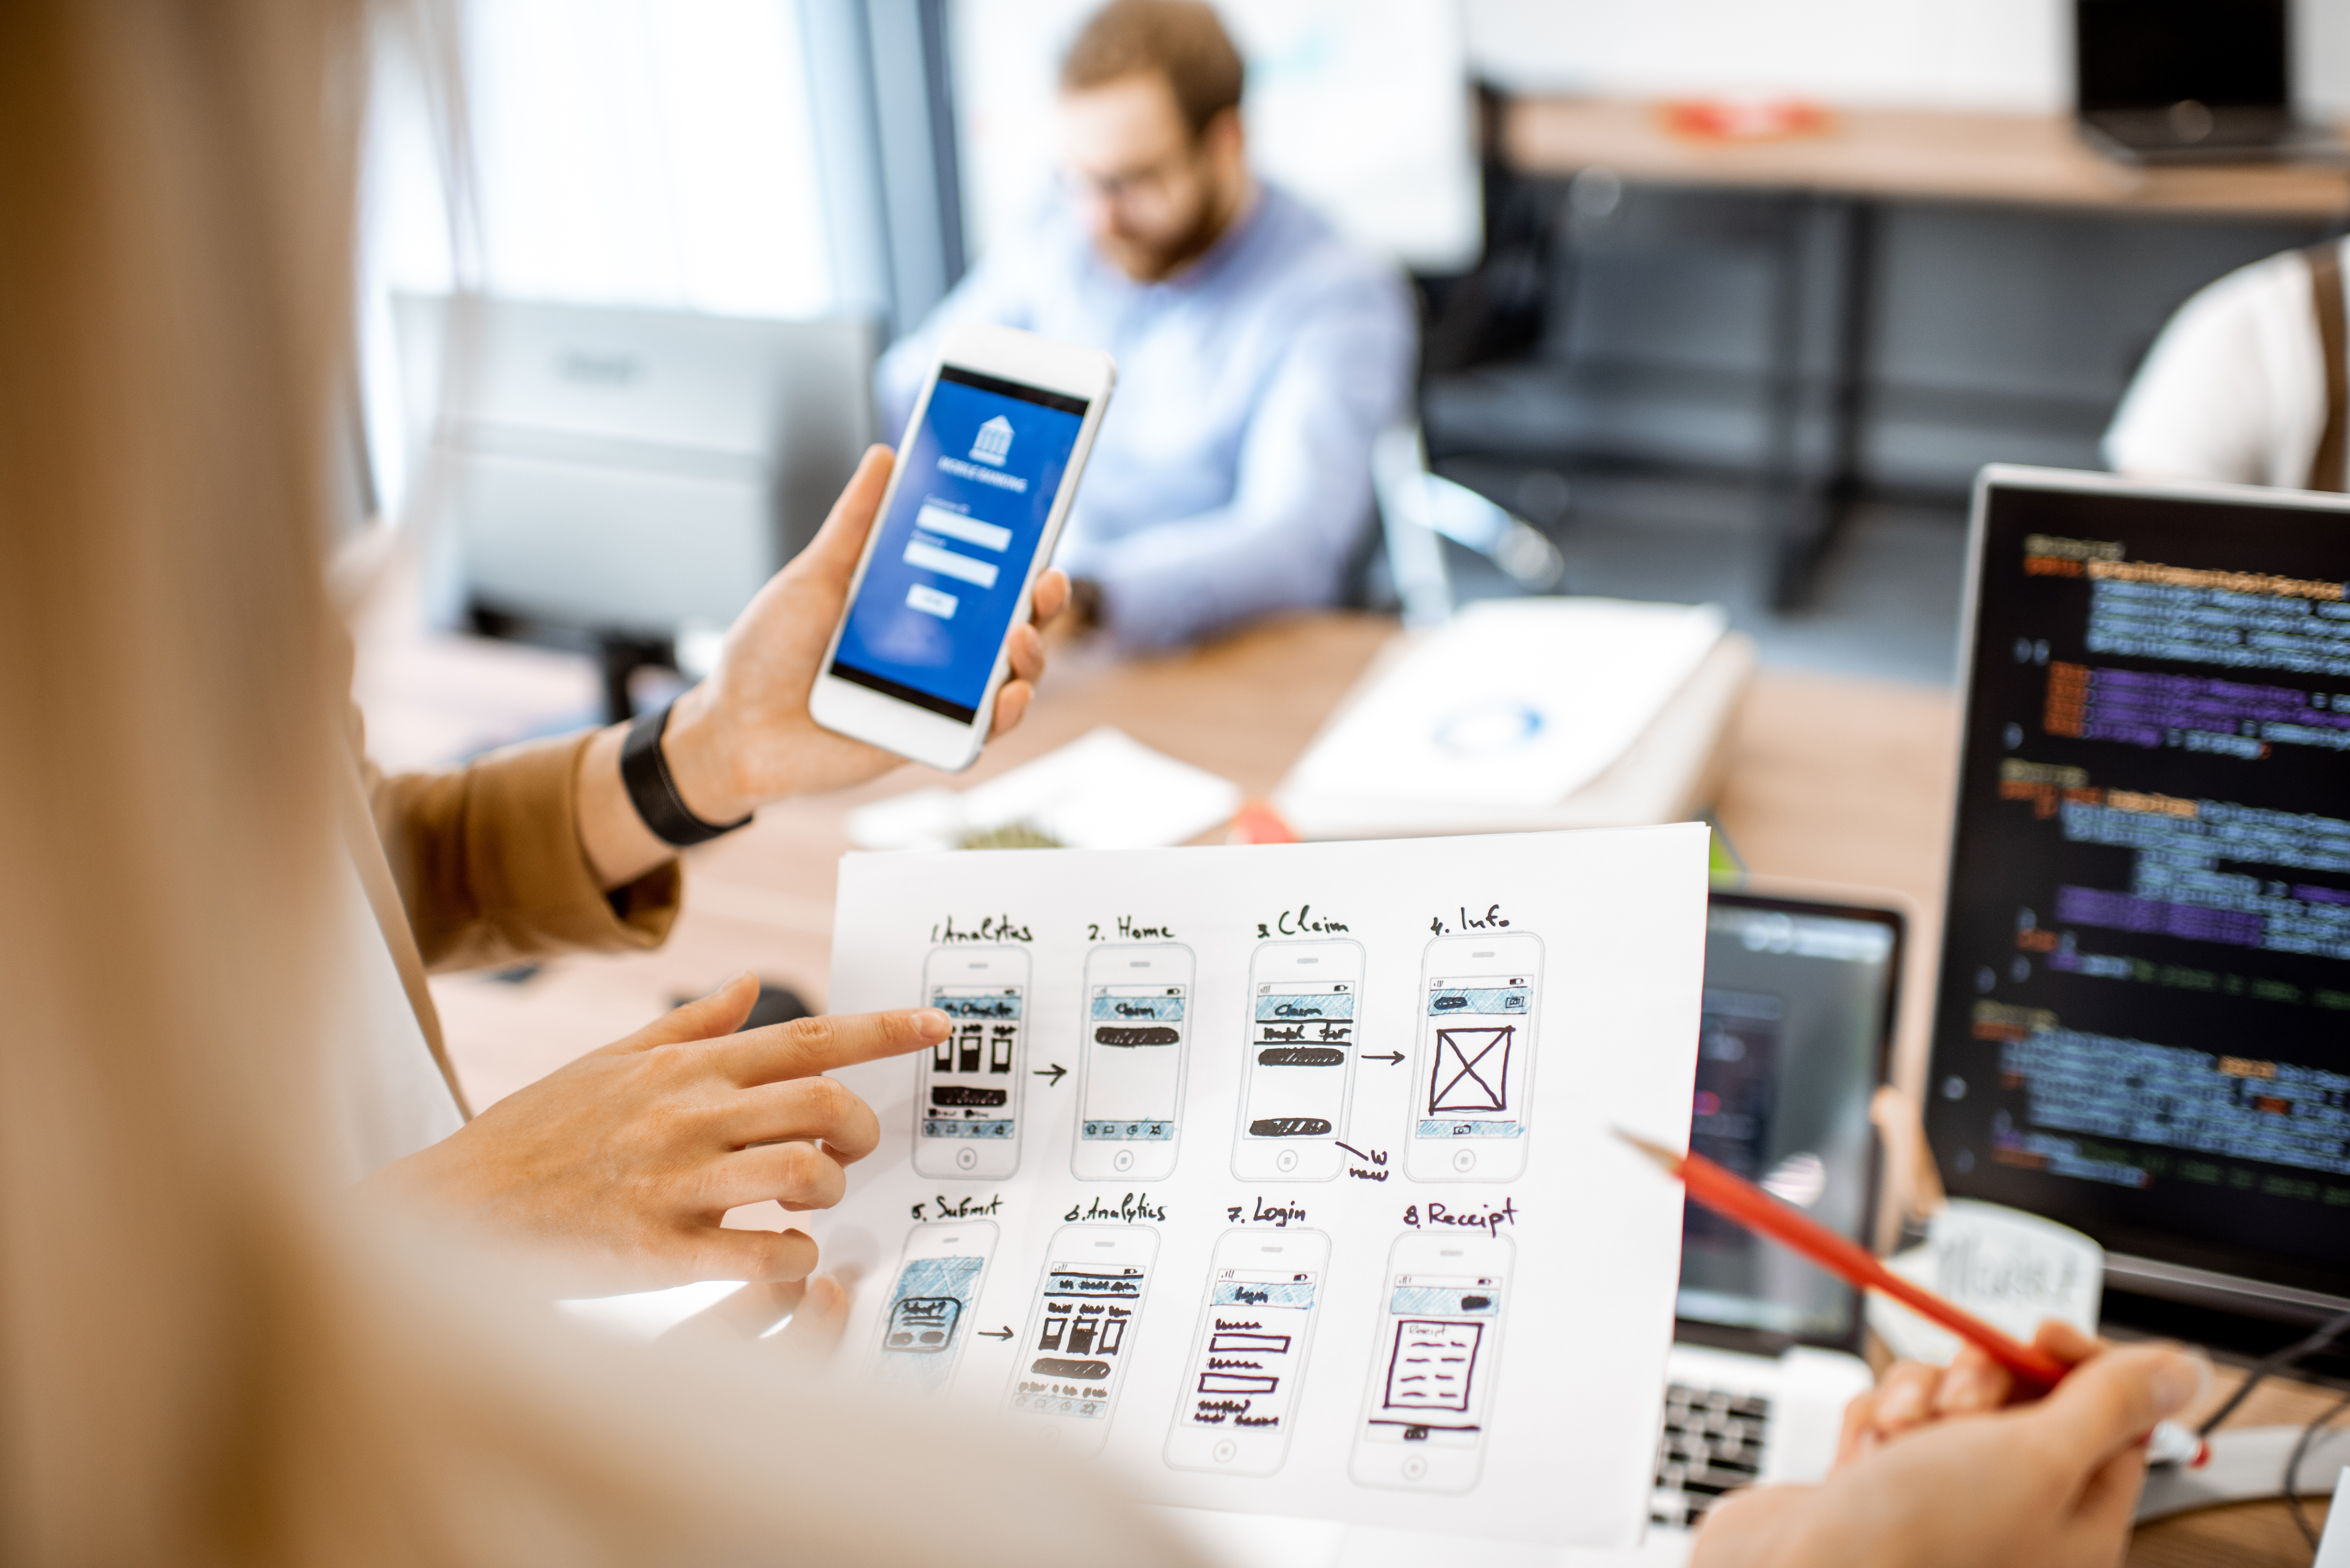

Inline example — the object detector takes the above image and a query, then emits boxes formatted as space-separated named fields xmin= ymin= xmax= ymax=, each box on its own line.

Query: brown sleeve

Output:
xmin=364 ymin=719 xmax=681 ymax=973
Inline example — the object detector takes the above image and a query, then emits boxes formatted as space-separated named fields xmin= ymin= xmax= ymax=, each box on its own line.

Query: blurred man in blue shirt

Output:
xmin=876 ymin=0 xmax=1416 ymax=651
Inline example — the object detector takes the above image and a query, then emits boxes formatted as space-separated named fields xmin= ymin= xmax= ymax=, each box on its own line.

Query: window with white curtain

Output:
xmin=357 ymin=0 xmax=868 ymax=520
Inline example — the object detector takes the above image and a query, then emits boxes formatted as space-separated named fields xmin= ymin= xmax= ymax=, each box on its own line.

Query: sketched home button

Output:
xmin=1275 ymin=1148 xmax=1299 ymax=1173
xmin=1114 ymin=1149 xmax=1135 ymax=1172
xmin=1451 ymin=1146 xmax=1477 ymax=1173
xmin=1401 ymin=1455 xmax=1428 ymax=1481
xmin=955 ymin=1146 xmax=978 ymax=1171
xmin=1212 ymin=1439 xmax=1237 ymax=1463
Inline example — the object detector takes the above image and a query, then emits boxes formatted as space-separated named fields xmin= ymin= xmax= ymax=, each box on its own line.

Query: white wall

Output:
xmin=950 ymin=0 xmax=1482 ymax=272
xmin=1463 ymin=0 xmax=2350 ymax=118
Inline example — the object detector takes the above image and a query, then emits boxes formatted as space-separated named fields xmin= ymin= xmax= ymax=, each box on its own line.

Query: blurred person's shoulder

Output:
xmin=1244 ymin=184 xmax=1410 ymax=315
xmin=2172 ymin=240 xmax=2338 ymax=337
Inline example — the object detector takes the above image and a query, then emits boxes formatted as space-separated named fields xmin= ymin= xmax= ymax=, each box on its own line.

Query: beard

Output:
xmin=1096 ymin=183 xmax=1235 ymax=283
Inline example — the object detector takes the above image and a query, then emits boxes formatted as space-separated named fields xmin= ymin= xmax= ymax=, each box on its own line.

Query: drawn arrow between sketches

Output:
xmin=1362 ymin=1052 xmax=1406 ymax=1065
xmin=979 ymin=1325 xmax=1015 ymax=1341
xmin=1032 ymin=1063 xmax=1068 ymax=1086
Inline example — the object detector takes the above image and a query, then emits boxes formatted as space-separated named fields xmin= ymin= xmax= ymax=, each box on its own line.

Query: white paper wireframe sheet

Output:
xmin=816 ymin=825 xmax=1709 ymax=1548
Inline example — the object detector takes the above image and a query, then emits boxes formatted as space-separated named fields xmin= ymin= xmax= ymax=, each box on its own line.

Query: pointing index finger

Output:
xmin=718 ymin=1007 xmax=951 ymax=1085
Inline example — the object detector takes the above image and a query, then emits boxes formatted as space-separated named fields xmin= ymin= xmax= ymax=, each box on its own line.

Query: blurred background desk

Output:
xmin=386 ymin=608 xmax=2326 ymax=1564
xmin=1425 ymin=96 xmax=2350 ymax=627
xmin=1502 ymin=100 xmax=2350 ymax=217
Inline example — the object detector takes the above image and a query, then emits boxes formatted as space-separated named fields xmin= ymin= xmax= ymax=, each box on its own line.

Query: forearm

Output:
xmin=574 ymin=684 xmax=759 ymax=889
xmin=1088 ymin=476 xmax=1370 ymax=649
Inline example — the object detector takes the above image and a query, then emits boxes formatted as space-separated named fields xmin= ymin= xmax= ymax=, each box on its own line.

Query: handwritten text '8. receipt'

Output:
xmin=816 ymin=825 xmax=1708 ymax=1549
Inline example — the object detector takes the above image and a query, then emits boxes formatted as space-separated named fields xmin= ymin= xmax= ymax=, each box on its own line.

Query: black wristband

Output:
xmin=620 ymin=700 xmax=751 ymax=848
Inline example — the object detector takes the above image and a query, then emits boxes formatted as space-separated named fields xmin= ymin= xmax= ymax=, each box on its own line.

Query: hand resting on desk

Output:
xmin=366 ymin=973 xmax=945 ymax=1293
xmin=1694 ymin=1322 xmax=2207 ymax=1568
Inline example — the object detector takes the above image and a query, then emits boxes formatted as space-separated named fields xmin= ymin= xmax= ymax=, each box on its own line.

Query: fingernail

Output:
xmin=1937 ymin=1363 xmax=1988 ymax=1411
xmin=699 ymin=970 xmax=755 ymax=1003
xmin=914 ymin=1008 xmax=950 ymax=1038
xmin=1879 ymin=1380 xmax=1924 ymax=1424
xmin=2151 ymin=1348 xmax=2211 ymax=1414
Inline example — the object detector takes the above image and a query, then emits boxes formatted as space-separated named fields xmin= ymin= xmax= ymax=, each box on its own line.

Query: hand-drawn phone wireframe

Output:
xmin=1232 ymin=939 xmax=1364 ymax=1181
xmin=1004 ymin=1224 xmax=1160 ymax=1454
xmin=872 ymin=1220 xmax=998 ymax=1393
xmin=915 ymin=945 xmax=1028 ymax=1179
xmin=1164 ymin=1227 xmax=1332 ymax=1476
xmin=1073 ymin=943 xmax=1193 ymax=1181
xmin=1350 ymin=1231 xmax=1513 ymax=1493
xmin=1404 ymin=931 xmax=1544 ymax=1181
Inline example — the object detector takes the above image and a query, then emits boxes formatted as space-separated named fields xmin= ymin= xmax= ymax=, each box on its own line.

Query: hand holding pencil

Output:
xmin=1621 ymin=1128 xmax=2216 ymax=1568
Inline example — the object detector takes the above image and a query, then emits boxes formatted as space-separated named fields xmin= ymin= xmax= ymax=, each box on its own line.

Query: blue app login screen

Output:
xmin=831 ymin=369 xmax=1088 ymax=723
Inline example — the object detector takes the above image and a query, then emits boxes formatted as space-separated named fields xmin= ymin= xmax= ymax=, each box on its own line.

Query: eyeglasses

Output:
xmin=1056 ymin=143 xmax=1204 ymax=209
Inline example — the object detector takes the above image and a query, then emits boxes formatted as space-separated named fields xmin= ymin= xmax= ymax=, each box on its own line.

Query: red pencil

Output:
xmin=1616 ymin=1127 xmax=2072 ymax=1393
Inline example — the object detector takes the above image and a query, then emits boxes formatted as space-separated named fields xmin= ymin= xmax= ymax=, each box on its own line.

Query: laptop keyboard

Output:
xmin=1651 ymin=1383 xmax=1771 ymax=1530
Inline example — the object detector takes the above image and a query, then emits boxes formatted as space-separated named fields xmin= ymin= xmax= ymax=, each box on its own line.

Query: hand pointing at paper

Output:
xmin=368 ymin=975 xmax=950 ymax=1293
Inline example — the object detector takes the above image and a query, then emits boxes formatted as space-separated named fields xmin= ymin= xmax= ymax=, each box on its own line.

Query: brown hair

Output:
xmin=1060 ymin=0 xmax=1244 ymax=139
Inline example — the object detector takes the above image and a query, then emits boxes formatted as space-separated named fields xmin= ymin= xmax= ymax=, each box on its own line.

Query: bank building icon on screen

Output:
xmin=970 ymin=415 xmax=1013 ymax=466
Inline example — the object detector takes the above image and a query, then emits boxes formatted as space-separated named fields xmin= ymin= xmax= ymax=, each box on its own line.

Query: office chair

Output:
xmin=1372 ymin=424 xmax=1566 ymax=627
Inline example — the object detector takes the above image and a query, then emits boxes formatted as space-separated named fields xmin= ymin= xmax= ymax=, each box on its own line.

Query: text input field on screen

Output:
xmin=904 ymin=538 xmax=1000 ymax=590
xmin=916 ymin=503 xmax=1012 ymax=552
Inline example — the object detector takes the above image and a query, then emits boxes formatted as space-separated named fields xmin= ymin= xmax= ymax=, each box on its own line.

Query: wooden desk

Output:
xmin=1503 ymin=99 xmax=2350 ymax=218
xmin=1486 ymin=98 xmax=2350 ymax=612
xmin=411 ymin=614 xmax=2332 ymax=1565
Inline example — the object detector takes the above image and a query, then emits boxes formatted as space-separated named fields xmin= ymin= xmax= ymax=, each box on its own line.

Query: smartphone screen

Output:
xmin=916 ymin=946 xmax=1027 ymax=1179
xmin=1235 ymin=940 xmax=1363 ymax=1180
xmin=874 ymin=1222 xmax=996 ymax=1393
xmin=1007 ymin=1226 xmax=1159 ymax=1453
xmin=1075 ymin=944 xmax=1191 ymax=1180
xmin=1165 ymin=1230 xmax=1330 ymax=1475
xmin=1354 ymin=1247 xmax=1511 ymax=1491
xmin=828 ymin=367 xmax=1090 ymax=725
xmin=1407 ymin=934 xmax=1544 ymax=1180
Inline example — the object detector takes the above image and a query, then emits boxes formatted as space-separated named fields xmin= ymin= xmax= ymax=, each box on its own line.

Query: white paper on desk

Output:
xmin=1280 ymin=598 xmax=1727 ymax=812
xmin=846 ymin=727 xmax=1243 ymax=851
xmin=816 ymin=825 xmax=1710 ymax=1549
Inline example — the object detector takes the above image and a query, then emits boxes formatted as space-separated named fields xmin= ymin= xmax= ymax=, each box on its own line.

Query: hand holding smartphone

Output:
xmin=810 ymin=323 xmax=1115 ymax=771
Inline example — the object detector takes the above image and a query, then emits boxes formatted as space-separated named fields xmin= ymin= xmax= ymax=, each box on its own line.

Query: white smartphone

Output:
xmin=871 ymin=1219 xmax=999 ymax=1394
xmin=1004 ymin=1224 xmax=1161 ymax=1454
xmin=1404 ymin=932 xmax=1545 ymax=1181
xmin=1073 ymin=943 xmax=1193 ymax=1181
xmin=1232 ymin=939 xmax=1364 ymax=1181
xmin=914 ymin=945 xmax=1028 ymax=1180
xmin=1349 ymin=1231 xmax=1513 ymax=1493
xmin=1164 ymin=1228 xmax=1332 ymax=1476
xmin=809 ymin=322 xmax=1115 ymax=772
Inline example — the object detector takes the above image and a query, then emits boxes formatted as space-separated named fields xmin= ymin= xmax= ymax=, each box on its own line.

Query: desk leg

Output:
xmin=1762 ymin=193 xmax=1876 ymax=610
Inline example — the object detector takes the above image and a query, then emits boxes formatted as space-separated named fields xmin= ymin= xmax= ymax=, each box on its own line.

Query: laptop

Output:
xmin=1641 ymin=886 xmax=1905 ymax=1555
xmin=1925 ymin=466 xmax=2350 ymax=1331
xmin=2074 ymin=0 xmax=2344 ymax=166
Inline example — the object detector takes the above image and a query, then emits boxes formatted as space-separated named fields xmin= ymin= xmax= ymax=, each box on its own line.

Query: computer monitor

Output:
xmin=2077 ymin=0 xmax=2288 ymax=113
xmin=2072 ymin=0 xmax=2326 ymax=163
xmin=1928 ymin=465 xmax=2350 ymax=1319
xmin=1677 ymin=889 xmax=1903 ymax=1353
xmin=394 ymin=295 xmax=877 ymax=638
